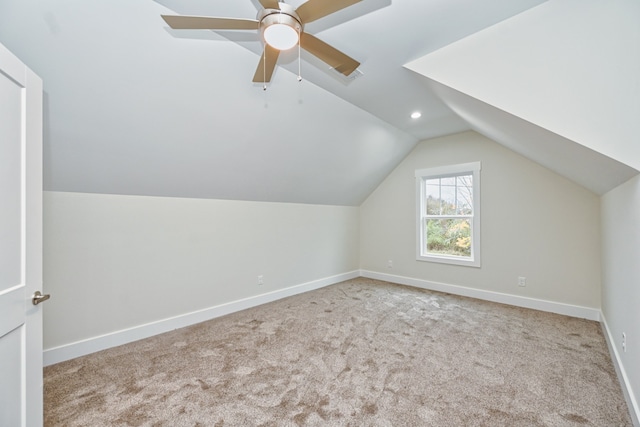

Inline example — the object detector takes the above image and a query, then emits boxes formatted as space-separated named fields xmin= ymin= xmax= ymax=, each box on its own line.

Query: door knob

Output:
xmin=32 ymin=291 xmax=50 ymax=306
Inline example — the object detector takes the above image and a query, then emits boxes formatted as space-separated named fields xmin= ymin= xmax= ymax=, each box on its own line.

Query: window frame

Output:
xmin=415 ymin=162 xmax=481 ymax=267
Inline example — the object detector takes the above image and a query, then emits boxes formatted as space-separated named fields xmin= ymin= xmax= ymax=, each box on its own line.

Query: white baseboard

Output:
xmin=601 ymin=313 xmax=640 ymax=427
xmin=43 ymin=269 xmax=601 ymax=366
xmin=43 ymin=270 xmax=359 ymax=366
xmin=360 ymin=270 xmax=601 ymax=321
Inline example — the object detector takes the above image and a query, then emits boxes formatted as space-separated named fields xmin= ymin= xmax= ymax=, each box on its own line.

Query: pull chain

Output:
xmin=297 ymin=28 xmax=302 ymax=82
xmin=263 ymin=48 xmax=267 ymax=91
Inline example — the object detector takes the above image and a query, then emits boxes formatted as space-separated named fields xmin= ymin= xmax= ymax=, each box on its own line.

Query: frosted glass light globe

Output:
xmin=264 ymin=23 xmax=299 ymax=50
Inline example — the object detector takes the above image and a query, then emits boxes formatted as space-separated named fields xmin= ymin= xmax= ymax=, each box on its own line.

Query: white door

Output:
xmin=0 ymin=42 xmax=44 ymax=426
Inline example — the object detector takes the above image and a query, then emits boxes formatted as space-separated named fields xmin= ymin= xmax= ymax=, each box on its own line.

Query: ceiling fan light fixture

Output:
xmin=260 ymin=8 xmax=302 ymax=51
xmin=161 ymin=0 xmax=363 ymax=84
xmin=264 ymin=23 xmax=299 ymax=50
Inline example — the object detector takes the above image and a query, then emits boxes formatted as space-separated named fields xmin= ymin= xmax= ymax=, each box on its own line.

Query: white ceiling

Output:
xmin=405 ymin=0 xmax=640 ymax=195
xmin=151 ymin=0 xmax=548 ymax=140
xmin=3 ymin=0 xmax=607 ymax=206
xmin=420 ymin=79 xmax=638 ymax=195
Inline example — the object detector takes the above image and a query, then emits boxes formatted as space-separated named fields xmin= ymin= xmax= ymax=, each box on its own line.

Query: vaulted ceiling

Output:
xmin=406 ymin=0 xmax=640 ymax=194
xmin=0 ymin=0 xmax=636 ymax=205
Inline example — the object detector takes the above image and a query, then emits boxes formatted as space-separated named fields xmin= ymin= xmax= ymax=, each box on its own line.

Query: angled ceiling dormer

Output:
xmin=405 ymin=0 xmax=640 ymax=194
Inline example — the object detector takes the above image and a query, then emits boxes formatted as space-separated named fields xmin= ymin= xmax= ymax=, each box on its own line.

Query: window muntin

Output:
xmin=416 ymin=162 xmax=481 ymax=267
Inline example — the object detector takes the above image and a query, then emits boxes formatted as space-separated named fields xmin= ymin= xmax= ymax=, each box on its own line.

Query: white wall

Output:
xmin=43 ymin=192 xmax=359 ymax=353
xmin=601 ymin=175 xmax=640 ymax=423
xmin=360 ymin=131 xmax=601 ymax=312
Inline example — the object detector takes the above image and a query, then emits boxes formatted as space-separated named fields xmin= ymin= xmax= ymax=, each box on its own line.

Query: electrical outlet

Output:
xmin=388 ymin=260 xmax=393 ymax=268
xmin=518 ymin=276 xmax=526 ymax=287
xmin=622 ymin=332 xmax=627 ymax=353
xmin=257 ymin=275 xmax=263 ymax=286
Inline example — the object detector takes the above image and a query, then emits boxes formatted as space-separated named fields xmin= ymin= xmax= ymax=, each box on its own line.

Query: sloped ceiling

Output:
xmin=0 ymin=0 xmax=547 ymax=206
xmin=421 ymin=79 xmax=638 ymax=195
xmin=405 ymin=0 xmax=639 ymax=195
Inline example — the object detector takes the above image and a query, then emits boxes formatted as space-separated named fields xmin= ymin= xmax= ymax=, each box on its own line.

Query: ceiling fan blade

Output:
xmin=161 ymin=15 xmax=259 ymax=30
xmin=252 ymin=45 xmax=281 ymax=83
xmin=299 ymin=32 xmax=359 ymax=76
xmin=258 ymin=0 xmax=281 ymax=10
xmin=295 ymin=0 xmax=362 ymax=23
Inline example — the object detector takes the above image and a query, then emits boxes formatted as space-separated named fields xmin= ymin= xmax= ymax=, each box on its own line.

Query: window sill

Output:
xmin=417 ymin=254 xmax=481 ymax=268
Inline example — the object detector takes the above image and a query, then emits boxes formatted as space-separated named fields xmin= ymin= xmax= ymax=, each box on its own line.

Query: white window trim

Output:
xmin=415 ymin=162 xmax=481 ymax=267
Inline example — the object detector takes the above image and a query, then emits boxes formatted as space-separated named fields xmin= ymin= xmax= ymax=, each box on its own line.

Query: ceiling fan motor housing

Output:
xmin=258 ymin=3 xmax=303 ymax=48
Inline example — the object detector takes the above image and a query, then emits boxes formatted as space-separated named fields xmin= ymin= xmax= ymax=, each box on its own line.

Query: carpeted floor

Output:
xmin=44 ymin=278 xmax=632 ymax=426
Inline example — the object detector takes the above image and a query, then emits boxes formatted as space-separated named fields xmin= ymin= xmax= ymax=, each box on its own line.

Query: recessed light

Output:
xmin=411 ymin=111 xmax=422 ymax=119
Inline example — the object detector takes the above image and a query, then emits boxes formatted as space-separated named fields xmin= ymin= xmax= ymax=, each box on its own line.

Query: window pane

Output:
xmin=425 ymin=180 xmax=441 ymax=215
xmin=425 ymin=174 xmax=474 ymax=216
xmin=456 ymin=175 xmax=473 ymax=215
xmin=425 ymin=218 xmax=471 ymax=258
xmin=440 ymin=181 xmax=456 ymax=215
xmin=440 ymin=177 xmax=455 ymax=186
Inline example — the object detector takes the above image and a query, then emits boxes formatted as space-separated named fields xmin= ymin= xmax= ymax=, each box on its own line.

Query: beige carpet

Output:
xmin=44 ymin=278 xmax=632 ymax=426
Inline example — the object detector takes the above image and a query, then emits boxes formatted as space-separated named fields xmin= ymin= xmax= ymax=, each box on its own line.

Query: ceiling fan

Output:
xmin=161 ymin=0 xmax=362 ymax=83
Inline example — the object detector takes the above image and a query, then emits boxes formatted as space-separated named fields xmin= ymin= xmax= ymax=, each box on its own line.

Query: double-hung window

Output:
xmin=415 ymin=162 xmax=481 ymax=267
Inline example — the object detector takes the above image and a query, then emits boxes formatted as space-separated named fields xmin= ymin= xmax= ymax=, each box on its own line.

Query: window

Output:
xmin=415 ymin=162 xmax=481 ymax=267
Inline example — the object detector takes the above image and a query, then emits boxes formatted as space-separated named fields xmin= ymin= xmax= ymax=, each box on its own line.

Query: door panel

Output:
xmin=0 ymin=41 xmax=43 ymax=427
xmin=0 ymin=327 xmax=24 ymax=426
